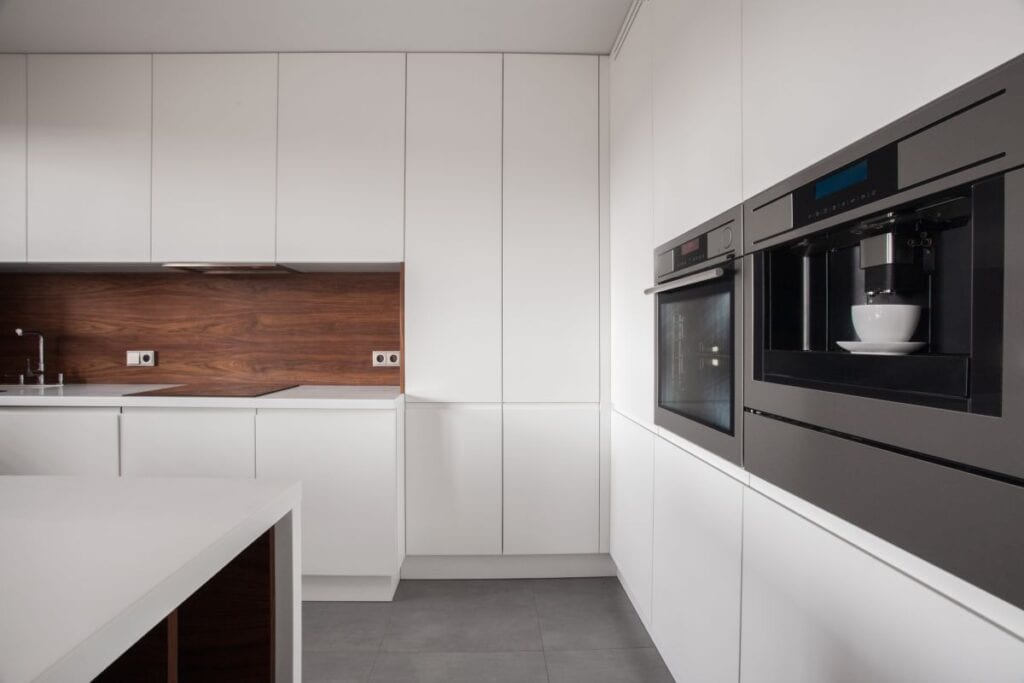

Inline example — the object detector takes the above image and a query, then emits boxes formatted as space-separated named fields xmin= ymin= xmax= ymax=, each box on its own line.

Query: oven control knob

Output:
xmin=722 ymin=226 xmax=733 ymax=248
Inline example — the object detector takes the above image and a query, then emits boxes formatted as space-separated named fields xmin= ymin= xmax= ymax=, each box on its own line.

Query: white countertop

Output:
xmin=0 ymin=476 xmax=301 ymax=683
xmin=0 ymin=384 xmax=403 ymax=409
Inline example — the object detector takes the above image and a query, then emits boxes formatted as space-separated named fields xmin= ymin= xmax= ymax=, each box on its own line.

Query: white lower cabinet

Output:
xmin=0 ymin=408 xmax=119 ymax=475
xmin=741 ymin=489 xmax=1024 ymax=681
xmin=651 ymin=435 xmax=742 ymax=682
xmin=121 ymin=408 xmax=255 ymax=477
xmin=609 ymin=411 xmax=654 ymax=623
xmin=503 ymin=404 xmax=600 ymax=555
xmin=255 ymin=409 xmax=401 ymax=577
xmin=405 ymin=403 xmax=502 ymax=556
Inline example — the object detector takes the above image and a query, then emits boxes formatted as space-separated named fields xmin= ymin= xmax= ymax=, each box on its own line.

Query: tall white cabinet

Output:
xmin=405 ymin=53 xmax=503 ymax=403
xmin=502 ymin=54 xmax=600 ymax=404
xmin=27 ymin=55 xmax=151 ymax=262
xmin=276 ymin=53 xmax=406 ymax=263
xmin=0 ymin=55 xmax=26 ymax=262
xmin=151 ymin=53 xmax=278 ymax=262
xmin=609 ymin=411 xmax=654 ymax=623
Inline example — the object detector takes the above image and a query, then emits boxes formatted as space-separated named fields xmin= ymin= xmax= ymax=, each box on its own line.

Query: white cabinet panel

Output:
xmin=405 ymin=54 xmax=502 ymax=403
xmin=121 ymin=408 xmax=255 ymax=477
xmin=652 ymin=0 xmax=741 ymax=245
xmin=27 ymin=55 xmax=151 ymax=262
xmin=0 ymin=55 xmax=26 ymax=262
xmin=502 ymin=54 xmax=600 ymax=403
xmin=503 ymin=404 xmax=599 ymax=554
xmin=741 ymin=490 xmax=1024 ymax=681
xmin=609 ymin=411 xmax=654 ymax=623
xmin=652 ymin=435 xmax=742 ymax=682
xmin=257 ymin=409 xmax=399 ymax=576
xmin=609 ymin=4 xmax=655 ymax=425
xmin=405 ymin=403 xmax=502 ymax=556
xmin=0 ymin=408 xmax=119 ymax=475
xmin=277 ymin=53 xmax=405 ymax=263
xmin=152 ymin=54 xmax=277 ymax=262
xmin=742 ymin=0 xmax=1024 ymax=197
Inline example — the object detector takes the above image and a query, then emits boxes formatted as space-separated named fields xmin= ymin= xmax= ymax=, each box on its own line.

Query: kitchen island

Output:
xmin=0 ymin=476 xmax=301 ymax=682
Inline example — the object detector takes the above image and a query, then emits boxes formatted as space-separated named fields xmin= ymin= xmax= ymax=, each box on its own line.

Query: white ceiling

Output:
xmin=0 ymin=0 xmax=633 ymax=54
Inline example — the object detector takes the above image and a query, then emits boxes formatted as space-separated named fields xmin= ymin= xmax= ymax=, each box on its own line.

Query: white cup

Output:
xmin=851 ymin=304 xmax=921 ymax=342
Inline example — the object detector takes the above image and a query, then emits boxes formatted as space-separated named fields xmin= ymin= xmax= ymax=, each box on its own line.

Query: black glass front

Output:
xmin=658 ymin=276 xmax=734 ymax=434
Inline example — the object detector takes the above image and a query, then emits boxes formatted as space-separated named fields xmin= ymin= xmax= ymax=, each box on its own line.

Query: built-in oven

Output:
xmin=743 ymin=54 xmax=1024 ymax=609
xmin=648 ymin=206 xmax=743 ymax=466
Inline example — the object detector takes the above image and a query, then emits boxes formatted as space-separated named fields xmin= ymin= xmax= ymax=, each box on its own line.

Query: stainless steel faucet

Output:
xmin=15 ymin=328 xmax=46 ymax=385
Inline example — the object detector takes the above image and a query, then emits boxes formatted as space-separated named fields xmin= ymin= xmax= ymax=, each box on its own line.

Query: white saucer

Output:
xmin=837 ymin=341 xmax=926 ymax=355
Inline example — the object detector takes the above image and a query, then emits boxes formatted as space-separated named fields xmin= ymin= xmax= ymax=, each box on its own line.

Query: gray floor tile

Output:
xmin=393 ymin=580 xmax=536 ymax=609
xmin=532 ymin=579 xmax=654 ymax=650
xmin=546 ymin=648 xmax=675 ymax=683
xmin=368 ymin=652 xmax=549 ymax=683
xmin=304 ymin=602 xmax=393 ymax=652
xmin=381 ymin=601 xmax=543 ymax=653
xmin=303 ymin=651 xmax=378 ymax=683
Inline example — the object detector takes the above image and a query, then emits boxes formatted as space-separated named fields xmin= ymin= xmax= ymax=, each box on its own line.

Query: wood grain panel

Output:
xmin=0 ymin=273 xmax=400 ymax=385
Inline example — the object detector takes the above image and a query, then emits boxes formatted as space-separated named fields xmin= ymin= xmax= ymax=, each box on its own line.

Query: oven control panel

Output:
xmin=656 ymin=223 xmax=735 ymax=280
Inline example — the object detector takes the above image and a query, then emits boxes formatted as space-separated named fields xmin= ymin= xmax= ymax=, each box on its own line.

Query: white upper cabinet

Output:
xmin=652 ymin=0 xmax=741 ymax=245
xmin=0 ymin=55 xmax=26 ymax=262
xmin=502 ymin=54 xmax=600 ymax=403
xmin=276 ymin=53 xmax=405 ymax=263
xmin=503 ymin=404 xmax=600 ymax=555
xmin=151 ymin=53 xmax=277 ymax=263
xmin=742 ymin=0 xmax=1024 ymax=197
xmin=609 ymin=3 xmax=655 ymax=426
xmin=741 ymin=490 xmax=1024 ymax=681
xmin=405 ymin=54 xmax=502 ymax=403
xmin=27 ymin=55 xmax=151 ymax=262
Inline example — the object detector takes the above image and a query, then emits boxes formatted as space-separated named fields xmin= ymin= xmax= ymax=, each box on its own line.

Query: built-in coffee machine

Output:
xmin=742 ymin=54 xmax=1024 ymax=609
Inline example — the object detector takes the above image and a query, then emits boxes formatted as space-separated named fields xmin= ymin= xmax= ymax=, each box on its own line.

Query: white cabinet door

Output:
xmin=652 ymin=0 xmax=741 ymax=245
xmin=503 ymin=404 xmax=599 ymax=555
xmin=152 ymin=54 xmax=277 ymax=262
xmin=27 ymin=55 xmax=151 ymax=262
xmin=741 ymin=490 xmax=1024 ymax=681
xmin=651 ymin=435 xmax=742 ymax=682
xmin=0 ymin=408 xmax=119 ymax=475
xmin=609 ymin=3 xmax=655 ymax=425
xmin=742 ymin=0 xmax=1024 ymax=197
xmin=0 ymin=54 xmax=26 ymax=262
xmin=405 ymin=403 xmax=502 ymax=556
xmin=121 ymin=408 xmax=255 ymax=477
xmin=256 ymin=409 xmax=398 ymax=576
xmin=502 ymin=54 xmax=600 ymax=403
xmin=277 ymin=53 xmax=405 ymax=263
xmin=609 ymin=411 xmax=654 ymax=623
xmin=405 ymin=53 xmax=502 ymax=403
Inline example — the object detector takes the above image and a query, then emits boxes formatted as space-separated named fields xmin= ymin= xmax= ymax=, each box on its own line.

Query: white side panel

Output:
xmin=0 ymin=408 xmax=119 ymax=475
xmin=503 ymin=404 xmax=600 ymax=555
xmin=27 ymin=54 xmax=151 ymax=262
xmin=502 ymin=54 xmax=600 ymax=403
xmin=256 ymin=409 xmax=398 ymax=576
xmin=609 ymin=411 xmax=654 ymax=624
xmin=0 ymin=55 xmax=26 ymax=262
xmin=405 ymin=53 xmax=502 ymax=403
xmin=742 ymin=0 xmax=1024 ymax=197
xmin=276 ymin=53 xmax=405 ymax=262
xmin=152 ymin=53 xmax=277 ymax=262
xmin=405 ymin=403 xmax=502 ymax=556
xmin=121 ymin=407 xmax=256 ymax=477
xmin=609 ymin=3 xmax=655 ymax=426
xmin=741 ymin=490 xmax=1024 ymax=681
xmin=652 ymin=435 xmax=742 ymax=682
xmin=652 ymin=0 xmax=742 ymax=244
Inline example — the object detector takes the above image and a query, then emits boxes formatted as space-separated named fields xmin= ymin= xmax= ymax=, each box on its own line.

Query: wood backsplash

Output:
xmin=0 ymin=272 xmax=402 ymax=385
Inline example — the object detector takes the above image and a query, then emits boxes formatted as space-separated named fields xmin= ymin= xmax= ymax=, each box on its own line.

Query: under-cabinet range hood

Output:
xmin=161 ymin=263 xmax=297 ymax=275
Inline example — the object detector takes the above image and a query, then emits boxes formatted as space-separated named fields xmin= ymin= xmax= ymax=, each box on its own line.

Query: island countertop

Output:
xmin=0 ymin=476 xmax=301 ymax=683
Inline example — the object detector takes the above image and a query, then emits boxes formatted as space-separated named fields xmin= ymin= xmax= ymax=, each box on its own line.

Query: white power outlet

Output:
xmin=127 ymin=350 xmax=157 ymax=367
xmin=372 ymin=351 xmax=401 ymax=367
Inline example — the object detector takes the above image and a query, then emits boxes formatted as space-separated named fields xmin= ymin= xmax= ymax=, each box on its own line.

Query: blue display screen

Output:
xmin=815 ymin=160 xmax=868 ymax=200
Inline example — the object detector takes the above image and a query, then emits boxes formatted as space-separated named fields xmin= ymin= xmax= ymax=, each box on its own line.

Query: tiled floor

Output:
xmin=303 ymin=577 xmax=675 ymax=683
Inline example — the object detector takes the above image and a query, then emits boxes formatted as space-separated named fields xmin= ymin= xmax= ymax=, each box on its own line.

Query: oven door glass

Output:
xmin=658 ymin=275 xmax=734 ymax=434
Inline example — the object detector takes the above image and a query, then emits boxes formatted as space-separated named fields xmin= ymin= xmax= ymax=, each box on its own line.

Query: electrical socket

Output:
xmin=127 ymin=350 xmax=157 ymax=367
xmin=372 ymin=350 xmax=401 ymax=367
